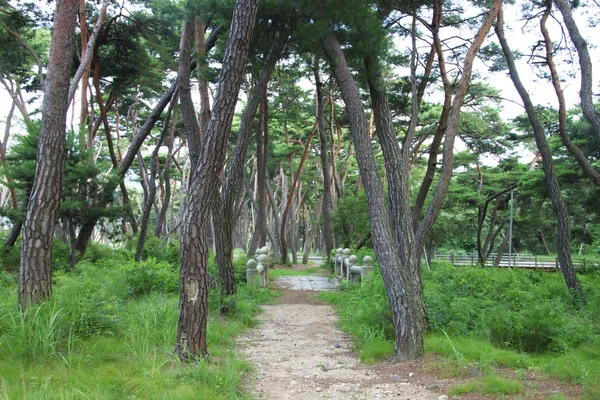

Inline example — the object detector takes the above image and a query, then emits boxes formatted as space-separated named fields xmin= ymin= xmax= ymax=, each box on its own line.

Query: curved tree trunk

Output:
xmin=135 ymin=137 xmax=163 ymax=261
xmin=553 ymin=0 xmax=600 ymax=139
xmin=319 ymin=0 xmax=501 ymax=360
xmin=19 ymin=0 xmax=78 ymax=309
xmin=540 ymin=8 xmax=600 ymax=186
xmin=314 ymin=57 xmax=334 ymax=258
xmin=321 ymin=22 xmax=424 ymax=361
xmin=214 ymin=34 xmax=285 ymax=312
xmin=177 ymin=0 xmax=259 ymax=359
xmin=72 ymin=28 xmax=223 ymax=259
xmin=496 ymin=5 xmax=582 ymax=293
xmin=155 ymin=106 xmax=177 ymax=238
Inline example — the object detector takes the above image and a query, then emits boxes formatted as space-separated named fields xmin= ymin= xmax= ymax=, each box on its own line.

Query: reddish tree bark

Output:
xmin=19 ymin=0 xmax=79 ymax=308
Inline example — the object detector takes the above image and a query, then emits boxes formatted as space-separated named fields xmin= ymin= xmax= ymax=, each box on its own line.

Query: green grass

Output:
xmin=317 ymin=255 xmax=600 ymax=397
xmin=449 ymin=375 xmax=523 ymax=396
xmin=0 ymin=255 xmax=279 ymax=399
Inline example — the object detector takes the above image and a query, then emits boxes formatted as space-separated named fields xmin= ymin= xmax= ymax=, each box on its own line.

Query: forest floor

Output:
xmin=238 ymin=261 xmax=586 ymax=400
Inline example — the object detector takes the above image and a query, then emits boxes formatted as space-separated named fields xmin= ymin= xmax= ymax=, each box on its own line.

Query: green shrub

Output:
xmin=424 ymin=262 xmax=598 ymax=353
xmin=232 ymin=255 xmax=248 ymax=285
xmin=122 ymin=258 xmax=179 ymax=298
xmin=54 ymin=263 xmax=127 ymax=337
xmin=126 ymin=235 xmax=180 ymax=265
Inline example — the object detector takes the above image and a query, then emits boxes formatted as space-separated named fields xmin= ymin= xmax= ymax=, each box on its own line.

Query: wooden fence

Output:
xmin=432 ymin=253 xmax=597 ymax=270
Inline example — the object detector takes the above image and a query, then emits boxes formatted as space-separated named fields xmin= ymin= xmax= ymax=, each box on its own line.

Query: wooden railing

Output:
xmin=432 ymin=252 xmax=596 ymax=270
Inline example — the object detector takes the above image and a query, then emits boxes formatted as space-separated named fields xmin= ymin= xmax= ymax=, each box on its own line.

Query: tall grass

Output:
xmin=318 ymin=254 xmax=600 ymax=398
xmin=0 ymin=245 xmax=278 ymax=399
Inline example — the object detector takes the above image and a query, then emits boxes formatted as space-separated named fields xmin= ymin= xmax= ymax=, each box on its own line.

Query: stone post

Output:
xmin=257 ymin=254 xmax=268 ymax=288
xmin=361 ymin=256 xmax=374 ymax=280
xmin=341 ymin=248 xmax=351 ymax=278
xmin=246 ymin=259 xmax=259 ymax=288
xmin=346 ymin=255 xmax=357 ymax=281
xmin=335 ymin=248 xmax=343 ymax=276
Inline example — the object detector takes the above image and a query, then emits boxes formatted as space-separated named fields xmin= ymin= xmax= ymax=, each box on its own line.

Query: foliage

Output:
xmin=319 ymin=253 xmax=600 ymax=395
xmin=0 ymin=240 xmax=278 ymax=399
xmin=424 ymin=261 xmax=599 ymax=353
xmin=331 ymin=190 xmax=371 ymax=248
xmin=449 ymin=375 xmax=523 ymax=396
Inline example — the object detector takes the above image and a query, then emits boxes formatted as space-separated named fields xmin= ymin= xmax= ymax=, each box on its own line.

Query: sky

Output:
xmin=0 ymin=0 xmax=598 ymax=163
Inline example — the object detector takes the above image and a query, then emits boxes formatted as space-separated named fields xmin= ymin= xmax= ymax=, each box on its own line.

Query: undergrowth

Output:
xmin=0 ymin=243 xmax=277 ymax=399
xmin=318 ymin=254 xmax=600 ymax=398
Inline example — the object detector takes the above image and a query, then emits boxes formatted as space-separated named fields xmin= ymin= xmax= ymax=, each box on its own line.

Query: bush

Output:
xmin=321 ymin=256 xmax=600 ymax=356
xmin=122 ymin=258 xmax=179 ymax=298
xmin=424 ymin=261 xmax=599 ymax=353
xmin=54 ymin=262 xmax=127 ymax=337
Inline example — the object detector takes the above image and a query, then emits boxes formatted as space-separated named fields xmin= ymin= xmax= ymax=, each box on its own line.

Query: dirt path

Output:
xmin=239 ymin=275 xmax=443 ymax=400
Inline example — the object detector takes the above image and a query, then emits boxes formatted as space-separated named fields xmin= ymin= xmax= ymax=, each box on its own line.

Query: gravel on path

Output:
xmin=238 ymin=275 xmax=442 ymax=400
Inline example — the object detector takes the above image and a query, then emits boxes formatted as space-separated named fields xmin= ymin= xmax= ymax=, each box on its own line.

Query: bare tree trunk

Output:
xmin=214 ymin=35 xmax=284 ymax=311
xmin=177 ymin=0 xmax=259 ymax=359
xmin=321 ymin=22 xmax=425 ymax=361
xmin=0 ymin=100 xmax=18 ymax=209
xmin=72 ymin=25 xmax=223 ymax=259
xmin=135 ymin=136 xmax=163 ymax=261
xmin=553 ymin=0 xmax=600 ymax=139
xmin=314 ymin=57 xmax=334 ymax=257
xmin=19 ymin=0 xmax=78 ymax=308
xmin=319 ymin=0 xmax=501 ymax=360
xmin=280 ymin=126 xmax=316 ymax=263
xmin=539 ymin=7 xmax=600 ymax=186
xmin=496 ymin=5 xmax=582 ymax=293
xmin=302 ymin=197 xmax=322 ymax=264
xmin=155 ymin=105 xmax=177 ymax=238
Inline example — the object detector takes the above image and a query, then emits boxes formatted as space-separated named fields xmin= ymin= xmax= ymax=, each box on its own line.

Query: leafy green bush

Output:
xmin=54 ymin=262 xmax=127 ymax=337
xmin=232 ymin=255 xmax=248 ymax=285
xmin=126 ymin=235 xmax=180 ymax=265
xmin=121 ymin=258 xmax=179 ymax=298
xmin=424 ymin=261 xmax=599 ymax=353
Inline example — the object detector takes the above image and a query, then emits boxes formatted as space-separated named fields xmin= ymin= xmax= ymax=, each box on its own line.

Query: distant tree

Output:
xmin=495 ymin=4 xmax=582 ymax=293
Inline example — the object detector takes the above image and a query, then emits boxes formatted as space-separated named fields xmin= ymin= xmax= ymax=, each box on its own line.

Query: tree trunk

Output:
xmin=302 ymin=197 xmax=322 ymax=264
xmin=319 ymin=0 xmax=501 ymax=360
xmin=553 ymin=0 xmax=600 ymax=140
xmin=155 ymin=104 xmax=177 ymax=238
xmin=314 ymin=57 xmax=334 ymax=258
xmin=539 ymin=7 xmax=600 ymax=186
xmin=496 ymin=5 xmax=582 ymax=293
xmin=72 ymin=26 xmax=223 ymax=259
xmin=135 ymin=136 xmax=163 ymax=261
xmin=280 ymin=125 xmax=316 ymax=264
xmin=0 ymin=101 xmax=18 ymax=210
xmin=19 ymin=0 xmax=78 ymax=308
xmin=177 ymin=0 xmax=259 ymax=359
xmin=214 ymin=36 xmax=284 ymax=311
xmin=321 ymin=22 xmax=424 ymax=361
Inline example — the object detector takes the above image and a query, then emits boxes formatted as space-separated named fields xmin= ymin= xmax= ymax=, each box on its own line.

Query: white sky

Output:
xmin=0 ymin=0 xmax=598 ymax=163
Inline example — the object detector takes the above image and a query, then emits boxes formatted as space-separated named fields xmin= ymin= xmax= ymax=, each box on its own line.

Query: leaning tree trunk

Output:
xmin=321 ymin=23 xmax=424 ymax=361
xmin=135 ymin=136 xmax=163 ymax=261
xmin=215 ymin=33 xmax=285 ymax=312
xmin=19 ymin=0 xmax=78 ymax=309
xmin=315 ymin=57 xmax=334 ymax=258
xmin=72 ymin=28 xmax=223 ymax=259
xmin=177 ymin=0 xmax=259 ymax=359
xmin=496 ymin=5 xmax=582 ymax=293
xmin=553 ymin=0 xmax=600 ymax=140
